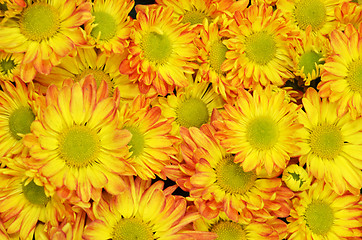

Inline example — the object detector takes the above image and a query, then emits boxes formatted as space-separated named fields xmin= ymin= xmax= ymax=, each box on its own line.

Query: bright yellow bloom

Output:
xmin=119 ymin=5 xmax=198 ymax=96
xmin=287 ymin=181 xmax=362 ymax=239
xmin=84 ymin=0 xmax=134 ymax=55
xmin=297 ymin=88 xmax=362 ymax=195
xmin=319 ymin=24 xmax=362 ymax=118
xmin=83 ymin=177 xmax=212 ymax=240
xmin=0 ymin=0 xmax=92 ymax=82
xmin=335 ymin=2 xmax=362 ymax=30
xmin=23 ymin=77 xmax=134 ymax=203
xmin=215 ymin=85 xmax=302 ymax=175
xmin=0 ymin=52 xmax=23 ymax=82
xmin=282 ymin=164 xmax=313 ymax=192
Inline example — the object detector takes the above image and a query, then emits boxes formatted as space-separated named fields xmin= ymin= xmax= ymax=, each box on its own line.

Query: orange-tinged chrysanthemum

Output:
xmin=221 ymin=4 xmax=294 ymax=88
xmin=84 ymin=0 xmax=134 ymax=55
xmin=118 ymin=95 xmax=177 ymax=180
xmin=287 ymin=181 xmax=362 ymax=239
xmin=215 ymin=85 xmax=302 ymax=176
xmin=23 ymin=77 xmax=134 ymax=203
xmin=0 ymin=0 xmax=92 ymax=82
xmin=319 ymin=24 xmax=362 ymax=118
xmin=0 ymin=0 xmax=25 ymax=24
xmin=0 ymin=79 xmax=42 ymax=157
xmin=0 ymin=52 xmax=23 ymax=82
xmin=83 ymin=177 xmax=213 ymax=240
xmin=335 ymin=2 xmax=362 ymax=31
xmin=0 ymin=156 xmax=72 ymax=240
xmin=176 ymin=124 xmax=293 ymax=222
xmin=119 ymin=5 xmax=198 ymax=96
xmin=297 ymin=88 xmax=362 ymax=195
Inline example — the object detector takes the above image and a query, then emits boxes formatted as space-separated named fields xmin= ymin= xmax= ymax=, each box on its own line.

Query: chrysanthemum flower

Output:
xmin=215 ymin=85 xmax=302 ymax=175
xmin=297 ymin=88 xmax=362 ymax=195
xmin=0 ymin=0 xmax=24 ymax=23
xmin=0 ymin=79 xmax=42 ymax=157
xmin=221 ymin=4 xmax=294 ymax=88
xmin=0 ymin=156 xmax=72 ymax=240
xmin=335 ymin=2 xmax=362 ymax=30
xmin=83 ymin=176 xmax=212 ymax=240
xmin=287 ymin=181 xmax=362 ymax=239
xmin=0 ymin=52 xmax=23 ymax=82
xmin=289 ymin=26 xmax=330 ymax=86
xmin=47 ymin=210 xmax=86 ymax=239
xmin=119 ymin=5 xmax=198 ymax=96
xmin=0 ymin=0 xmax=92 ymax=82
xmin=118 ymin=95 xmax=177 ymax=179
xmin=23 ymin=77 xmax=134 ymax=203
xmin=282 ymin=164 xmax=313 ymax=192
xmin=155 ymin=75 xmax=225 ymax=136
xmin=194 ymin=211 xmax=287 ymax=240
xmin=176 ymin=124 xmax=293 ymax=222
xmin=319 ymin=24 xmax=362 ymax=118
xmin=83 ymin=0 xmax=133 ymax=55
xmin=277 ymin=0 xmax=346 ymax=36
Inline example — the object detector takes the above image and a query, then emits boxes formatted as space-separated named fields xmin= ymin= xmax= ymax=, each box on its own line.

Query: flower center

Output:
xmin=90 ymin=11 xmax=117 ymax=41
xmin=20 ymin=2 xmax=60 ymax=41
xmin=246 ymin=116 xmax=279 ymax=150
xmin=0 ymin=3 xmax=8 ymax=11
xmin=75 ymin=68 xmax=114 ymax=94
xmin=245 ymin=31 xmax=276 ymax=65
xmin=176 ymin=97 xmax=209 ymax=128
xmin=304 ymin=200 xmax=334 ymax=235
xmin=298 ymin=50 xmax=324 ymax=76
xmin=125 ymin=127 xmax=145 ymax=157
xmin=293 ymin=0 xmax=327 ymax=31
xmin=215 ymin=156 xmax=257 ymax=195
xmin=22 ymin=180 xmax=49 ymax=206
xmin=347 ymin=59 xmax=362 ymax=94
xmin=59 ymin=125 xmax=100 ymax=168
xmin=112 ymin=218 xmax=154 ymax=240
xmin=142 ymin=31 xmax=173 ymax=64
xmin=210 ymin=221 xmax=247 ymax=240
xmin=182 ymin=10 xmax=208 ymax=25
xmin=209 ymin=40 xmax=228 ymax=73
xmin=9 ymin=106 xmax=35 ymax=140
xmin=309 ymin=124 xmax=343 ymax=159
xmin=0 ymin=57 xmax=17 ymax=75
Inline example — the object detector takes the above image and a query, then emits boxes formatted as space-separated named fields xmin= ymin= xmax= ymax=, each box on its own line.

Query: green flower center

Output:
xmin=125 ymin=127 xmax=145 ymax=157
xmin=293 ymin=0 xmax=327 ymax=31
xmin=304 ymin=200 xmax=334 ymax=235
xmin=310 ymin=124 xmax=343 ymax=159
xmin=209 ymin=40 xmax=228 ymax=73
xmin=245 ymin=31 xmax=277 ymax=65
xmin=0 ymin=3 xmax=8 ymax=11
xmin=0 ymin=56 xmax=17 ymax=75
xmin=182 ymin=10 xmax=208 ymax=25
xmin=9 ymin=106 xmax=35 ymax=140
xmin=112 ymin=218 xmax=154 ymax=240
xmin=22 ymin=180 xmax=49 ymax=206
xmin=75 ymin=68 xmax=114 ymax=94
xmin=210 ymin=221 xmax=247 ymax=240
xmin=347 ymin=59 xmax=362 ymax=94
xmin=91 ymin=11 xmax=117 ymax=41
xmin=298 ymin=50 xmax=324 ymax=76
xmin=20 ymin=2 xmax=60 ymax=41
xmin=176 ymin=97 xmax=209 ymax=128
xmin=215 ymin=156 xmax=257 ymax=195
xmin=142 ymin=31 xmax=173 ymax=64
xmin=59 ymin=125 xmax=100 ymax=168
xmin=246 ymin=116 xmax=279 ymax=150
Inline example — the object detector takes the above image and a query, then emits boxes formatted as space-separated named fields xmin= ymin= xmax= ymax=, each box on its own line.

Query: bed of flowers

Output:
xmin=0 ymin=0 xmax=361 ymax=239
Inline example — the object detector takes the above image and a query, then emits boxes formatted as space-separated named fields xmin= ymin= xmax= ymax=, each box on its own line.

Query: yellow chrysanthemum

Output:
xmin=46 ymin=210 xmax=86 ymax=239
xmin=0 ymin=156 xmax=71 ymax=240
xmin=0 ymin=52 xmax=23 ymax=82
xmin=83 ymin=177 xmax=212 ymax=240
xmin=23 ymin=77 xmax=134 ymax=203
xmin=119 ymin=5 xmax=198 ymax=96
xmin=282 ymin=164 xmax=313 ymax=192
xmin=194 ymin=211 xmax=288 ymax=240
xmin=0 ymin=79 xmax=42 ymax=157
xmin=277 ymin=0 xmax=346 ymax=36
xmin=221 ymin=4 xmax=294 ymax=88
xmin=297 ymin=88 xmax=362 ymax=195
xmin=319 ymin=24 xmax=362 ymax=118
xmin=215 ymin=85 xmax=302 ymax=175
xmin=287 ymin=181 xmax=362 ymax=239
xmin=176 ymin=124 xmax=293 ymax=222
xmin=84 ymin=0 xmax=133 ymax=55
xmin=118 ymin=95 xmax=177 ymax=180
xmin=155 ymin=75 xmax=225 ymax=136
xmin=335 ymin=2 xmax=362 ymax=30
xmin=0 ymin=0 xmax=92 ymax=83
xmin=0 ymin=0 xmax=24 ymax=23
